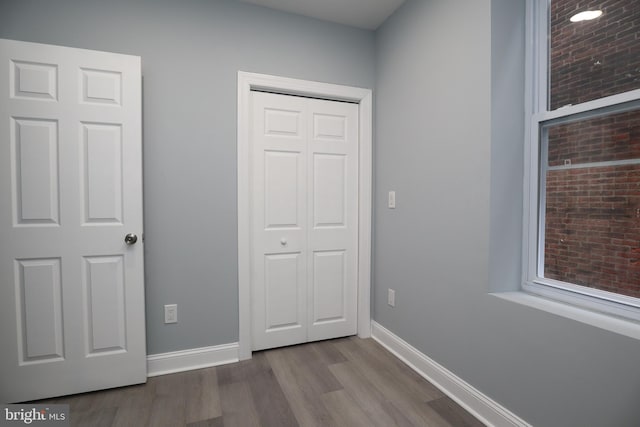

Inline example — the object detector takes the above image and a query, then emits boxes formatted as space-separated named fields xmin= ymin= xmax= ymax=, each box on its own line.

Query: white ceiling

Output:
xmin=237 ymin=0 xmax=406 ymax=30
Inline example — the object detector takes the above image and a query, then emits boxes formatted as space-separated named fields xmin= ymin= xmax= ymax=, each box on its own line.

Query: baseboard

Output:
xmin=371 ymin=321 xmax=530 ymax=427
xmin=146 ymin=342 xmax=239 ymax=377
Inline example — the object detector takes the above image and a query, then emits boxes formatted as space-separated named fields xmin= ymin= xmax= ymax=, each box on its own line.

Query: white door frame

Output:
xmin=237 ymin=71 xmax=372 ymax=360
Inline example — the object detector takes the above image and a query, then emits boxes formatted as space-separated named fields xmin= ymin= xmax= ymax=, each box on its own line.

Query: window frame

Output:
xmin=523 ymin=0 xmax=640 ymax=322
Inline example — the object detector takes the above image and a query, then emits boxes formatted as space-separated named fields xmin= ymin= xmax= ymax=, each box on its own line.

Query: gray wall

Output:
xmin=0 ymin=0 xmax=375 ymax=355
xmin=374 ymin=0 xmax=640 ymax=426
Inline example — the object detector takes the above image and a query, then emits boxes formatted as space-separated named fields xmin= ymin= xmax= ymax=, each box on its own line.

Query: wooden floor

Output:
xmin=38 ymin=337 xmax=484 ymax=427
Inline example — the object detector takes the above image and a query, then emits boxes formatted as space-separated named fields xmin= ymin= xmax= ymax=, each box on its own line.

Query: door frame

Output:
xmin=237 ymin=71 xmax=372 ymax=360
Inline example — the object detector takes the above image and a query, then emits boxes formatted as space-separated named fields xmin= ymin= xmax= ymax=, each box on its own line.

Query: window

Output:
xmin=524 ymin=0 xmax=640 ymax=320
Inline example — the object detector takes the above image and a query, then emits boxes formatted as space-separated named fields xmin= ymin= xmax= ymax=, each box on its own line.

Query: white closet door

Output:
xmin=306 ymin=98 xmax=358 ymax=342
xmin=251 ymin=92 xmax=308 ymax=351
xmin=0 ymin=39 xmax=145 ymax=402
xmin=251 ymin=91 xmax=358 ymax=351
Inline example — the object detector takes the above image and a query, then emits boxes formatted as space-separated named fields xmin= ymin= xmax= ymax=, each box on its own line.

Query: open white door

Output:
xmin=0 ymin=39 xmax=145 ymax=403
xmin=251 ymin=91 xmax=358 ymax=351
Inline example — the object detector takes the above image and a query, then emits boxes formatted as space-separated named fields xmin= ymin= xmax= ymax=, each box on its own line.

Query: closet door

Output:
xmin=250 ymin=91 xmax=358 ymax=351
xmin=306 ymin=98 xmax=358 ymax=342
xmin=251 ymin=92 xmax=308 ymax=351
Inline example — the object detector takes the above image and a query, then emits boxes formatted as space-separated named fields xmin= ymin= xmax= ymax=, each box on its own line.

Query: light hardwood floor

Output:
xmin=37 ymin=337 xmax=485 ymax=427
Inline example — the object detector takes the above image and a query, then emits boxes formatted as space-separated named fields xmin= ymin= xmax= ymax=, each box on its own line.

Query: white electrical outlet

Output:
xmin=164 ymin=304 xmax=177 ymax=324
xmin=388 ymin=191 xmax=396 ymax=209
xmin=388 ymin=289 xmax=395 ymax=307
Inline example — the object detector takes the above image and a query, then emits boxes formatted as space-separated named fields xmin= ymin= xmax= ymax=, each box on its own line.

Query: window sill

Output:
xmin=491 ymin=291 xmax=640 ymax=340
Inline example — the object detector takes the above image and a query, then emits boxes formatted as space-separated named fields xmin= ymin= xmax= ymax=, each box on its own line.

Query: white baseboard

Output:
xmin=146 ymin=342 xmax=239 ymax=377
xmin=371 ymin=321 xmax=530 ymax=427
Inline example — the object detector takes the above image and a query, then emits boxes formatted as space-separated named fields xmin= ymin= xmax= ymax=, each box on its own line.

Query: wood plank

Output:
xmin=217 ymin=351 xmax=271 ymax=386
xmin=266 ymin=348 xmax=339 ymax=427
xmin=332 ymin=338 xmax=450 ymax=426
xmin=329 ymin=361 xmax=415 ymax=427
xmin=187 ymin=417 xmax=225 ymax=427
xmin=151 ymin=371 xmax=188 ymax=397
xmin=184 ymin=367 xmax=222 ymax=424
xmin=247 ymin=366 xmax=299 ymax=427
xmin=321 ymin=389 xmax=375 ymax=427
xmin=219 ymin=381 xmax=261 ymax=427
xmin=308 ymin=339 xmax=348 ymax=365
xmin=111 ymin=382 xmax=155 ymax=427
xmin=336 ymin=338 xmax=443 ymax=401
xmin=353 ymin=338 xmax=443 ymax=400
xmin=281 ymin=343 xmax=343 ymax=394
xmin=428 ymin=396 xmax=486 ymax=427
xmin=146 ymin=395 xmax=186 ymax=427
xmin=70 ymin=407 xmax=117 ymax=427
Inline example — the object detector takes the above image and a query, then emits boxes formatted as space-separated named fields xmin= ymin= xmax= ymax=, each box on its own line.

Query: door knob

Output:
xmin=124 ymin=233 xmax=138 ymax=245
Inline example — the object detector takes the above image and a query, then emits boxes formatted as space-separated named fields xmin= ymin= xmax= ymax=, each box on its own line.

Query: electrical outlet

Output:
xmin=388 ymin=289 xmax=395 ymax=307
xmin=164 ymin=304 xmax=177 ymax=324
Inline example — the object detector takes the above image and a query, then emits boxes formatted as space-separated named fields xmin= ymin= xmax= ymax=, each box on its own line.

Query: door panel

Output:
xmin=264 ymin=151 xmax=300 ymax=228
xmin=0 ymin=39 xmax=144 ymax=403
xmin=251 ymin=93 xmax=307 ymax=351
xmin=312 ymin=250 xmax=346 ymax=323
xmin=264 ymin=253 xmax=303 ymax=330
xmin=12 ymin=118 xmax=60 ymax=225
xmin=264 ymin=108 xmax=300 ymax=136
xmin=307 ymin=98 xmax=358 ymax=342
xmin=11 ymin=60 xmax=58 ymax=101
xmin=313 ymin=113 xmax=346 ymax=141
xmin=82 ymin=123 xmax=123 ymax=224
xmin=251 ymin=91 xmax=358 ymax=350
xmin=83 ymin=256 xmax=126 ymax=354
xmin=80 ymin=68 xmax=121 ymax=106
xmin=313 ymin=153 xmax=346 ymax=227
xmin=17 ymin=258 xmax=64 ymax=362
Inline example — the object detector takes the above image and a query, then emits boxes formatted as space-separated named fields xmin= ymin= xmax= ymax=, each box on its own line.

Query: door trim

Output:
xmin=237 ymin=71 xmax=372 ymax=360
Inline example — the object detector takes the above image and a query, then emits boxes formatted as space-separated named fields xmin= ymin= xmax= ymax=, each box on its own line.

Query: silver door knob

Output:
xmin=124 ymin=233 xmax=138 ymax=245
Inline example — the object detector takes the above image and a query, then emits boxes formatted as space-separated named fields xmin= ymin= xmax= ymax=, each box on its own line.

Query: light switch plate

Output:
xmin=164 ymin=304 xmax=177 ymax=324
xmin=388 ymin=289 xmax=395 ymax=307
xmin=388 ymin=191 xmax=396 ymax=209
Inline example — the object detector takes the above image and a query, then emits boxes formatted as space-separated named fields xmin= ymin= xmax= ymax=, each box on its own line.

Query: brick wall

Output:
xmin=547 ymin=110 xmax=640 ymax=167
xmin=545 ymin=165 xmax=640 ymax=297
xmin=545 ymin=0 xmax=640 ymax=298
xmin=550 ymin=0 xmax=640 ymax=110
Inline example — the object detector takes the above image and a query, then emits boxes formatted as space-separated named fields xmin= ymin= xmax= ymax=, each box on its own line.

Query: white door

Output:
xmin=0 ymin=39 xmax=145 ymax=403
xmin=251 ymin=91 xmax=358 ymax=351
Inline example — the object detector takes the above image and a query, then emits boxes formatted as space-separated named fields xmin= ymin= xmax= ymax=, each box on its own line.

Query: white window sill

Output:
xmin=491 ymin=291 xmax=640 ymax=341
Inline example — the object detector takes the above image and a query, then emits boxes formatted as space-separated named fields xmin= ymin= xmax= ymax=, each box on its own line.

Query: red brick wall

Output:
xmin=550 ymin=0 xmax=640 ymax=110
xmin=545 ymin=0 xmax=640 ymax=297
xmin=544 ymin=165 xmax=640 ymax=297
xmin=547 ymin=110 xmax=640 ymax=167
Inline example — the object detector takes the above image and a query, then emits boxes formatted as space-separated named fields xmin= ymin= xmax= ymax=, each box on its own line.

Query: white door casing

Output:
xmin=0 ymin=39 xmax=145 ymax=402
xmin=250 ymin=92 xmax=359 ymax=351
xmin=237 ymin=72 xmax=372 ymax=359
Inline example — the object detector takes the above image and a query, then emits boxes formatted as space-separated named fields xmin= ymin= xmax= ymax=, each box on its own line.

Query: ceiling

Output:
xmin=236 ymin=0 xmax=406 ymax=30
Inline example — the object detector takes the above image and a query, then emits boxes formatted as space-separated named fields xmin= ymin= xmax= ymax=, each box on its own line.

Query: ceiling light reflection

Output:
xmin=570 ymin=10 xmax=603 ymax=22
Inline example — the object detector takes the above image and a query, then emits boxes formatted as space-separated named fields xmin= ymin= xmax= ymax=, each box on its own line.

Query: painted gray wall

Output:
xmin=374 ymin=0 xmax=640 ymax=426
xmin=0 ymin=0 xmax=375 ymax=355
